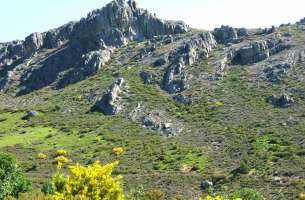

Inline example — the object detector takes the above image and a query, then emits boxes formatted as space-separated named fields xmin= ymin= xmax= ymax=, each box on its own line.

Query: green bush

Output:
xmin=238 ymin=157 xmax=250 ymax=174
xmin=0 ymin=152 xmax=31 ymax=200
xmin=232 ymin=188 xmax=264 ymax=200
xmin=41 ymin=181 xmax=54 ymax=195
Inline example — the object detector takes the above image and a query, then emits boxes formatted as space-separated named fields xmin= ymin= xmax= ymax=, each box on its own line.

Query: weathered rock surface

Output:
xmin=263 ymin=62 xmax=292 ymax=82
xmin=267 ymin=94 xmax=294 ymax=108
xmin=141 ymin=112 xmax=183 ymax=136
xmin=213 ymin=25 xmax=239 ymax=44
xmin=0 ymin=0 xmax=189 ymax=95
xmin=129 ymin=104 xmax=183 ymax=136
xmin=93 ymin=78 xmax=125 ymax=115
xmin=213 ymin=26 xmax=249 ymax=44
xmin=232 ymin=37 xmax=290 ymax=65
xmin=162 ymin=32 xmax=216 ymax=93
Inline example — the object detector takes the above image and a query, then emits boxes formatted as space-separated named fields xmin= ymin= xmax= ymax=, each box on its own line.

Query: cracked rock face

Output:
xmin=70 ymin=0 xmax=189 ymax=49
xmin=162 ymin=32 xmax=217 ymax=93
xmin=213 ymin=25 xmax=239 ymax=44
xmin=94 ymin=78 xmax=125 ymax=115
xmin=232 ymin=37 xmax=290 ymax=65
xmin=0 ymin=0 xmax=188 ymax=95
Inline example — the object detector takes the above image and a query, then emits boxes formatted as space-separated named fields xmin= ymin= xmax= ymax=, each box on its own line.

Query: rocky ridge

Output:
xmin=0 ymin=0 xmax=188 ymax=95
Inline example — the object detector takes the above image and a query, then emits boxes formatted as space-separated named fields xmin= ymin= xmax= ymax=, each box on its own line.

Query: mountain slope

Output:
xmin=0 ymin=1 xmax=305 ymax=199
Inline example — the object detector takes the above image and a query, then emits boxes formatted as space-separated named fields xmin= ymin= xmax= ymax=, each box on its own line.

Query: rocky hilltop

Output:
xmin=0 ymin=1 xmax=305 ymax=199
xmin=0 ymin=0 xmax=188 ymax=95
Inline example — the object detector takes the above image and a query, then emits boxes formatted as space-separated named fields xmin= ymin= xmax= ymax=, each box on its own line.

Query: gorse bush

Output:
xmin=37 ymin=153 xmax=47 ymax=160
xmin=0 ymin=152 xmax=31 ymax=200
xmin=199 ymin=195 xmax=242 ymax=200
xmin=51 ymin=161 xmax=124 ymax=200
xmin=55 ymin=150 xmax=67 ymax=157
xmin=54 ymin=156 xmax=69 ymax=165
xmin=112 ymin=147 xmax=125 ymax=155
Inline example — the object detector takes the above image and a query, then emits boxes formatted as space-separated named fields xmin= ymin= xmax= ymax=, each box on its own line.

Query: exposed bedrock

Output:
xmin=162 ymin=32 xmax=217 ymax=93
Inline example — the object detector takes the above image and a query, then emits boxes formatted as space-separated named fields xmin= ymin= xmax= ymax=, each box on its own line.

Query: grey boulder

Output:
xmin=232 ymin=38 xmax=289 ymax=65
xmin=93 ymin=78 xmax=125 ymax=115
xmin=213 ymin=25 xmax=239 ymax=44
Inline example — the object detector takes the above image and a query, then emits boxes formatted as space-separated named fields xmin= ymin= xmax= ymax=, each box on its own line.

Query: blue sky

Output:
xmin=1 ymin=0 xmax=305 ymax=42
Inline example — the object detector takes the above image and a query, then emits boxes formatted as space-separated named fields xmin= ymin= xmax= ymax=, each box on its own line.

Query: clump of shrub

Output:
xmin=54 ymin=156 xmax=69 ymax=165
xmin=199 ymin=195 xmax=242 ymax=200
xmin=0 ymin=152 xmax=31 ymax=200
xmin=51 ymin=161 xmax=124 ymax=200
xmin=55 ymin=150 xmax=67 ymax=157
xmin=6 ymin=191 xmax=51 ymax=200
xmin=144 ymin=189 xmax=165 ymax=200
xmin=112 ymin=147 xmax=125 ymax=155
xmin=232 ymin=188 xmax=264 ymax=200
xmin=37 ymin=153 xmax=47 ymax=160
xmin=198 ymin=195 xmax=242 ymax=200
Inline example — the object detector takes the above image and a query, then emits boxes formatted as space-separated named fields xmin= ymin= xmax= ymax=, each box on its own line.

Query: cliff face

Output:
xmin=0 ymin=0 xmax=188 ymax=95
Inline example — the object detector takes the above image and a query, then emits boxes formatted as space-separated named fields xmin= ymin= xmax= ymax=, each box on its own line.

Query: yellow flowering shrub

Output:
xmin=54 ymin=156 xmax=69 ymax=165
xmin=37 ymin=153 xmax=47 ymax=159
xmin=55 ymin=149 xmax=68 ymax=157
xmin=52 ymin=161 xmax=124 ymax=200
xmin=199 ymin=195 xmax=242 ymax=200
xmin=112 ymin=147 xmax=124 ymax=155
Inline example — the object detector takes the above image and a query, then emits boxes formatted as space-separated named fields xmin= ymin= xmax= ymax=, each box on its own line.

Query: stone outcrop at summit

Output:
xmin=0 ymin=0 xmax=189 ymax=95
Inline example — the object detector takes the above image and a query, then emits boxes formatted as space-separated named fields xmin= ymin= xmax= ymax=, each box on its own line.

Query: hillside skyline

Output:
xmin=1 ymin=0 xmax=305 ymax=42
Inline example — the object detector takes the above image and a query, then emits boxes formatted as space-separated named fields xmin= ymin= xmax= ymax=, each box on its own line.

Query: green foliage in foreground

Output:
xmin=232 ymin=188 xmax=265 ymax=200
xmin=0 ymin=153 xmax=31 ymax=200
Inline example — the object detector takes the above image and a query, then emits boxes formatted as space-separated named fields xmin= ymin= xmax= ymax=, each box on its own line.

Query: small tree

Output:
xmin=0 ymin=152 xmax=31 ymax=200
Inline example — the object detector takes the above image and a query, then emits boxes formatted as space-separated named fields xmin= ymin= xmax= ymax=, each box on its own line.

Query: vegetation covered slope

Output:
xmin=0 ymin=1 xmax=305 ymax=199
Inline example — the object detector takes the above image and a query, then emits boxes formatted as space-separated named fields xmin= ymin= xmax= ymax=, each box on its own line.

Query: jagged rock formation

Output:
xmin=0 ymin=22 xmax=75 ymax=67
xmin=93 ymin=78 xmax=125 ymax=115
xmin=162 ymin=32 xmax=216 ymax=93
xmin=232 ymin=37 xmax=290 ymax=65
xmin=213 ymin=25 xmax=248 ymax=44
xmin=0 ymin=0 xmax=188 ymax=95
